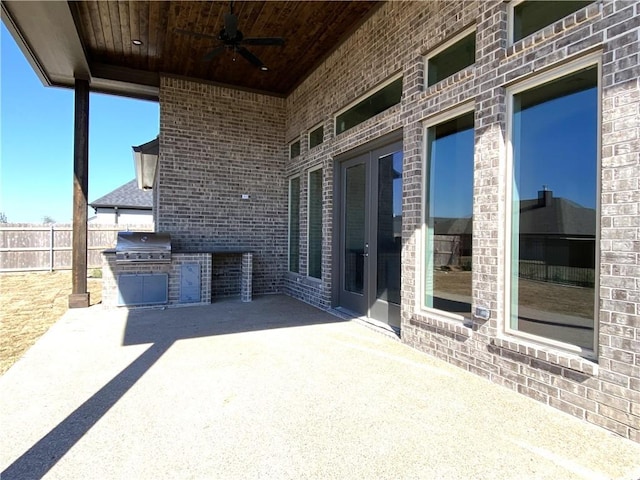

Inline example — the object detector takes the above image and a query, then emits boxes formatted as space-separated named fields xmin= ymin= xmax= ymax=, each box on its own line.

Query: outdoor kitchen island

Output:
xmin=101 ymin=238 xmax=253 ymax=308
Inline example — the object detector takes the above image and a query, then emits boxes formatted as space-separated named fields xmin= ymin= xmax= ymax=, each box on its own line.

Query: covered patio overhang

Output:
xmin=1 ymin=0 xmax=381 ymax=307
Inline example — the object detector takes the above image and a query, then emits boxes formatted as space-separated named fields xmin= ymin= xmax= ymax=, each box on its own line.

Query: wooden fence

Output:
xmin=0 ymin=224 xmax=153 ymax=272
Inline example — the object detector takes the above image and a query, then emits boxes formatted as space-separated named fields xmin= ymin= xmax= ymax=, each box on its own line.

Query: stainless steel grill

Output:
xmin=115 ymin=232 xmax=171 ymax=263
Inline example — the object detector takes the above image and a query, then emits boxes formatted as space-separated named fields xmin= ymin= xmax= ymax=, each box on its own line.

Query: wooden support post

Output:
xmin=69 ymin=79 xmax=90 ymax=308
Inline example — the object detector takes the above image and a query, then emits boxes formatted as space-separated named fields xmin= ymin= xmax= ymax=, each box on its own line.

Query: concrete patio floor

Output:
xmin=1 ymin=295 xmax=639 ymax=480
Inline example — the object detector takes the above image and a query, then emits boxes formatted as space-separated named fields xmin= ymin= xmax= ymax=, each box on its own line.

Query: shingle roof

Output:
xmin=519 ymin=195 xmax=595 ymax=236
xmin=90 ymin=179 xmax=153 ymax=209
xmin=431 ymin=192 xmax=595 ymax=237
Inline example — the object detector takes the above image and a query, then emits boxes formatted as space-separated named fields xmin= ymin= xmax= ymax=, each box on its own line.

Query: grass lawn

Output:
xmin=0 ymin=271 xmax=102 ymax=376
xmin=434 ymin=270 xmax=594 ymax=318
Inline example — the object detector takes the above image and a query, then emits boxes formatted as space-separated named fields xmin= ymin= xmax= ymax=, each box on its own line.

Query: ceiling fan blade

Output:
xmin=224 ymin=12 xmax=238 ymax=40
xmin=175 ymin=28 xmax=219 ymax=41
xmin=237 ymin=47 xmax=264 ymax=69
xmin=203 ymin=45 xmax=226 ymax=61
xmin=242 ymin=37 xmax=285 ymax=46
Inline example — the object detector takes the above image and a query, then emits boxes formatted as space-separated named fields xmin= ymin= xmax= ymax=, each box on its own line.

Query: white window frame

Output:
xmin=507 ymin=0 xmax=593 ymax=45
xmin=288 ymin=175 xmax=301 ymax=273
xmin=507 ymin=0 xmax=526 ymax=45
xmin=334 ymin=72 xmax=403 ymax=135
xmin=424 ymin=26 xmax=476 ymax=89
xmin=417 ymin=101 xmax=475 ymax=322
xmin=289 ymin=138 xmax=301 ymax=160
xmin=306 ymin=165 xmax=323 ymax=280
xmin=308 ymin=123 xmax=324 ymax=150
xmin=504 ymin=52 xmax=601 ymax=359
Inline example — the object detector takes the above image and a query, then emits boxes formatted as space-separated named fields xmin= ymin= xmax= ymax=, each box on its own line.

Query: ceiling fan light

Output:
xmin=132 ymin=39 xmax=143 ymax=46
xmin=261 ymin=66 xmax=269 ymax=71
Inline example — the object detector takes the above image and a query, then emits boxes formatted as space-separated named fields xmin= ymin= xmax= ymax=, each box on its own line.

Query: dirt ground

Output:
xmin=0 ymin=271 xmax=102 ymax=376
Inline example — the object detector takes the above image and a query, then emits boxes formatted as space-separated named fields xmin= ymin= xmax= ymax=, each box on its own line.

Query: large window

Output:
xmin=424 ymin=108 xmax=474 ymax=317
xmin=336 ymin=76 xmax=402 ymax=135
xmin=308 ymin=168 xmax=323 ymax=279
xmin=511 ymin=1 xmax=592 ymax=43
xmin=288 ymin=176 xmax=301 ymax=273
xmin=508 ymin=59 xmax=598 ymax=355
xmin=426 ymin=28 xmax=476 ymax=87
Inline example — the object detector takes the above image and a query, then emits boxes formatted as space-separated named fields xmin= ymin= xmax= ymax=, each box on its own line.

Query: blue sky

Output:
xmin=514 ymin=85 xmax=597 ymax=209
xmin=429 ymin=126 xmax=474 ymax=219
xmin=1 ymin=24 xmax=159 ymax=223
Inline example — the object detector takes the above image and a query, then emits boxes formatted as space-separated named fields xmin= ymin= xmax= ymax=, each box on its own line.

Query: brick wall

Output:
xmin=283 ymin=0 xmax=411 ymax=307
xmin=282 ymin=0 xmax=639 ymax=441
xmin=158 ymin=77 xmax=287 ymax=296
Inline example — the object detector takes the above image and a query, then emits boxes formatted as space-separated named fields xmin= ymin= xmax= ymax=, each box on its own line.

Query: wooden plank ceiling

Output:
xmin=70 ymin=1 xmax=380 ymax=96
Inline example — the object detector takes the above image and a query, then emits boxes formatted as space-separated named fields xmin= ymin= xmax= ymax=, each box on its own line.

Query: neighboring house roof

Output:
xmin=519 ymin=191 xmax=596 ymax=236
xmin=431 ymin=191 xmax=595 ymax=237
xmin=90 ymin=180 xmax=153 ymax=210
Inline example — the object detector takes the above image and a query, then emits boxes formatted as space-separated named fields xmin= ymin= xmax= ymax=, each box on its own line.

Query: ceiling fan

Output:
xmin=176 ymin=1 xmax=285 ymax=71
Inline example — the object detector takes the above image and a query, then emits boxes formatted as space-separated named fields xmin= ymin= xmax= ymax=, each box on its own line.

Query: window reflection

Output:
xmin=336 ymin=78 xmax=402 ymax=135
xmin=344 ymin=164 xmax=366 ymax=294
xmin=377 ymin=152 xmax=402 ymax=305
xmin=425 ymin=112 xmax=474 ymax=316
xmin=427 ymin=31 xmax=475 ymax=87
xmin=513 ymin=1 xmax=592 ymax=43
xmin=289 ymin=177 xmax=300 ymax=273
xmin=308 ymin=169 xmax=322 ymax=279
xmin=511 ymin=66 xmax=597 ymax=351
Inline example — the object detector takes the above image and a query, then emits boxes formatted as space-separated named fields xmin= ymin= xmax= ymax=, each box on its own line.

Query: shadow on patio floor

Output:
xmin=122 ymin=295 xmax=346 ymax=346
xmin=2 ymin=295 xmax=345 ymax=479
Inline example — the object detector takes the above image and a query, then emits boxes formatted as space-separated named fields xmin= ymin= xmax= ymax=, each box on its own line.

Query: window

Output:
xmin=336 ymin=76 xmax=402 ymax=135
xmin=507 ymin=58 xmax=598 ymax=355
xmin=426 ymin=28 xmax=476 ymax=87
xmin=288 ymin=176 xmax=301 ymax=273
xmin=308 ymin=168 xmax=323 ymax=278
xmin=290 ymin=140 xmax=301 ymax=159
xmin=511 ymin=1 xmax=592 ymax=43
xmin=309 ymin=125 xmax=324 ymax=149
xmin=423 ymin=107 xmax=474 ymax=317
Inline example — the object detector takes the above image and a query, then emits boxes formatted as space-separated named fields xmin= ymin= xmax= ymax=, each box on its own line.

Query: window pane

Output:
xmin=289 ymin=177 xmax=300 ymax=273
xmin=511 ymin=66 xmax=597 ymax=351
xmin=336 ymin=77 xmax=402 ymax=135
xmin=513 ymin=1 xmax=592 ymax=43
xmin=425 ymin=112 xmax=474 ymax=316
xmin=309 ymin=126 xmax=324 ymax=149
xmin=290 ymin=140 xmax=300 ymax=159
xmin=344 ymin=164 xmax=366 ymax=294
xmin=377 ymin=152 xmax=402 ymax=305
xmin=427 ymin=32 xmax=476 ymax=87
xmin=308 ymin=169 xmax=323 ymax=278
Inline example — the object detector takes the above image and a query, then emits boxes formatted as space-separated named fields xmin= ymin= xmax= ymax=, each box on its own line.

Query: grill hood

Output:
xmin=115 ymin=232 xmax=171 ymax=263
